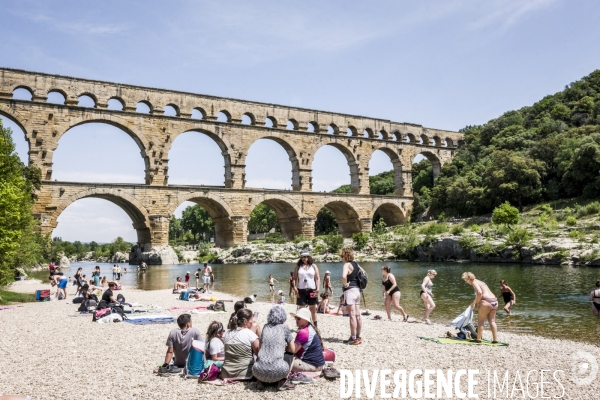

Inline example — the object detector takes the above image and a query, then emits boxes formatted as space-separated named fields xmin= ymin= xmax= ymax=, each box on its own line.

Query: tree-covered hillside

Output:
xmin=429 ymin=69 xmax=600 ymax=217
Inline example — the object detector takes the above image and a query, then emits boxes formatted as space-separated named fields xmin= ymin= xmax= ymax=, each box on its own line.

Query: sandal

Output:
xmin=403 ymin=314 xmax=409 ymax=322
xmin=373 ymin=315 xmax=382 ymax=320
xmin=424 ymin=319 xmax=432 ymax=325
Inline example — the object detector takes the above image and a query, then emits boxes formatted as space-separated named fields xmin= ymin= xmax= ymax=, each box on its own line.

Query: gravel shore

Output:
xmin=1 ymin=280 xmax=598 ymax=400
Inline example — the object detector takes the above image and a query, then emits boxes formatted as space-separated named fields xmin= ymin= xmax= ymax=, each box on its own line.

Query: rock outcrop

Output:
xmin=129 ymin=245 xmax=179 ymax=265
xmin=57 ymin=255 xmax=70 ymax=269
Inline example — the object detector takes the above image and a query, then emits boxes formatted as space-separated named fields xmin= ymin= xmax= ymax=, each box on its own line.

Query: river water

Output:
xmin=33 ymin=261 xmax=600 ymax=343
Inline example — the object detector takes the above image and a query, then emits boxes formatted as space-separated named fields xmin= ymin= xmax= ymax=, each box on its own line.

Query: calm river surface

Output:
xmin=33 ymin=261 xmax=600 ymax=343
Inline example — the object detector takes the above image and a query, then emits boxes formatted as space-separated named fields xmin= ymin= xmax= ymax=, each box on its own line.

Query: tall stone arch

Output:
xmin=54 ymin=117 xmax=152 ymax=184
xmin=310 ymin=142 xmax=365 ymax=194
xmin=369 ymin=146 xmax=406 ymax=196
xmin=167 ymin=128 xmax=235 ymax=188
xmin=243 ymin=135 xmax=302 ymax=191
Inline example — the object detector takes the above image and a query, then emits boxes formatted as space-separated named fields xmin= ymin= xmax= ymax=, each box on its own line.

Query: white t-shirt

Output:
xmin=223 ymin=328 xmax=258 ymax=347
xmin=208 ymin=337 xmax=225 ymax=358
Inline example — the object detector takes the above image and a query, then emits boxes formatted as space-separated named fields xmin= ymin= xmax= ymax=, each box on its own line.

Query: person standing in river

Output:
xmin=499 ymin=280 xmax=516 ymax=315
xmin=194 ymin=268 xmax=201 ymax=290
xmin=589 ymin=280 xmax=600 ymax=316
xmin=202 ymin=263 xmax=212 ymax=293
xmin=293 ymin=251 xmax=320 ymax=327
xmin=381 ymin=266 xmax=408 ymax=322
xmin=420 ymin=270 xmax=437 ymax=325
xmin=268 ymin=274 xmax=278 ymax=294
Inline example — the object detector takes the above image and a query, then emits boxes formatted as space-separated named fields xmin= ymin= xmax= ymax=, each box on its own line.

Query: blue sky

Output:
xmin=1 ymin=0 xmax=599 ymax=242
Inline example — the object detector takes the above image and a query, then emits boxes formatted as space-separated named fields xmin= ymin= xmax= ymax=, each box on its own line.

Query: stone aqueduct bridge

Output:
xmin=0 ymin=68 xmax=463 ymax=248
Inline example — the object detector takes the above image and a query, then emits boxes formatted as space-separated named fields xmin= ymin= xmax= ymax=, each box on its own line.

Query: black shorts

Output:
xmin=296 ymin=289 xmax=318 ymax=306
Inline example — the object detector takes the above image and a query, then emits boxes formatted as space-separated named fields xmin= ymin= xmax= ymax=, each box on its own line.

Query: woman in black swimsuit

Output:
xmin=589 ymin=280 xmax=600 ymax=316
xmin=499 ymin=280 xmax=516 ymax=315
xmin=381 ymin=266 xmax=408 ymax=322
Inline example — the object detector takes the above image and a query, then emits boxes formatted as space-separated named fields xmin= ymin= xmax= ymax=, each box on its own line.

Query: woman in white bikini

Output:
xmin=462 ymin=272 xmax=498 ymax=343
xmin=420 ymin=270 xmax=437 ymax=324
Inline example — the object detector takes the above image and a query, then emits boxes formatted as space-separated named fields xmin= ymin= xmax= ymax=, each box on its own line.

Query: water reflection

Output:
xmin=31 ymin=261 xmax=600 ymax=343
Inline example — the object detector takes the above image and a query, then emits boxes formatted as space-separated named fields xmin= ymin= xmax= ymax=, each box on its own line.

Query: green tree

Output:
xmin=248 ymin=203 xmax=279 ymax=234
xmin=483 ymin=150 xmax=545 ymax=210
xmin=0 ymin=119 xmax=44 ymax=285
xmin=491 ymin=201 xmax=520 ymax=229
xmin=315 ymin=208 xmax=337 ymax=233
xmin=181 ymin=205 xmax=214 ymax=242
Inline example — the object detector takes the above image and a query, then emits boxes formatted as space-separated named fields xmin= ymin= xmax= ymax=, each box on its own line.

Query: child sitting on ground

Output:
xmin=277 ymin=290 xmax=285 ymax=304
xmin=335 ymin=294 xmax=348 ymax=316
xmin=317 ymin=292 xmax=334 ymax=314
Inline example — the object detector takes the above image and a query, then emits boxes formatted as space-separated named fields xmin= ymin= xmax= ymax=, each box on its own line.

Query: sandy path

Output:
xmin=0 ymin=280 xmax=598 ymax=399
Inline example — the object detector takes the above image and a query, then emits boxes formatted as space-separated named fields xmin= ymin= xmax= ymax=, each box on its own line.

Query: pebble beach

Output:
xmin=1 ymin=280 xmax=598 ymax=400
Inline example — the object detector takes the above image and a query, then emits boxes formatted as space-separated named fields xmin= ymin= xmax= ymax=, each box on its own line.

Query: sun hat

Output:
xmin=325 ymin=270 xmax=330 ymax=274
xmin=278 ymin=290 xmax=284 ymax=295
xmin=291 ymin=307 xmax=313 ymax=325
xmin=187 ymin=271 xmax=190 ymax=273
xmin=300 ymin=251 xmax=310 ymax=257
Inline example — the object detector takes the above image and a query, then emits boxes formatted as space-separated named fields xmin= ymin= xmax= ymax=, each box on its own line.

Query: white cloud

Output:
xmin=469 ymin=0 xmax=557 ymax=30
xmin=13 ymin=11 xmax=131 ymax=36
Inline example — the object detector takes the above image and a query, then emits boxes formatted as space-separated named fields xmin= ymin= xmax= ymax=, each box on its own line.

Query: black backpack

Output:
xmin=351 ymin=261 xmax=368 ymax=290
xmin=117 ymin=294 xmax=125 ymax=304
xmin=214 ymin=300 xmax=226 ymax=312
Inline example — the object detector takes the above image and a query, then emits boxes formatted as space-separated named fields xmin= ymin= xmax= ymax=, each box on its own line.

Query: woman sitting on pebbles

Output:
xmin=232 ymin=301 xmax=262 ymax=338
xmin=462 ymin=272 xmax=498 ymax=343
xmin=288 ymin=308 xmax=326 ymax=375
xmin=381 ymin=266 xmax=408 ymax=322
xmin=252 ymin=305 xmax=297 ymax=391
xmin=220 ymin=309 xmax=260 ymax=381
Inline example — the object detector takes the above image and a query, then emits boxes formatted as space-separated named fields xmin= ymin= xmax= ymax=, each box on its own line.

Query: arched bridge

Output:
xmin=0 ymin=68 xmax=463 ymax=248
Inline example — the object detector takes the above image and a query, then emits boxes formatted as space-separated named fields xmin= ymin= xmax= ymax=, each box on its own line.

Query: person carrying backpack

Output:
xmin=340 ymin=248 xmax=367 ymax=345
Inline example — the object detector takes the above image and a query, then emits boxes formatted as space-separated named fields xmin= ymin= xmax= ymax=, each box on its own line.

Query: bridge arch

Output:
xmin=311 ymin=142 xmax=360 ymax=193
xmin=245 ymin=136 xmax=300 ymax=190
xmin=170 ymin=192 xmax=236 ymax=247
xmin=51 ymin=188 xmax=152 ymax=246
xmin=414 ymin=150 xmax=441 ymax=178
xmin=374 ymin=202 xmax=408 ymax=227
xmin=313 ymin=198 xmax=363 ymax=237
xmin=53 ymin=118 xmax=151 ymax=182
xmin=249 ymin=195 xmax=304 ymax=240
xmin=369 ymin=146 xmax=405 ymax=195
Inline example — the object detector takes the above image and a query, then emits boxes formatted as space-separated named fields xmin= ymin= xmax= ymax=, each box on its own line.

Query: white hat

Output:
xmin=300 ymin=251 xmax=310 ymax=257
xmin=187 ymin=271 xmax=190 ymax=274
xmin=291 ymin=307 xmax=313 ymax=325
xmin=325 ymin=271 xmax=330 ymax=274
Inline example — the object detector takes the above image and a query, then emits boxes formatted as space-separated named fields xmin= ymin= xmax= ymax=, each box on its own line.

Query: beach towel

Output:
xmin=184 ymin=339 xmax=206 ymax=378
xmin=124 ymin=314 xmax=175 ymax=325
xmin=418 ymin=336 xmax=508 ymax=346
xmin=0 ymin=306 xmax=15 ymax=310
xmin=167 ymin=306 xmax=208 ymax=311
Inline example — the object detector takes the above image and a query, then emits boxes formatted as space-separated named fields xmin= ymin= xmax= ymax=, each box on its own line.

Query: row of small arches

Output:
xmin=11 ymin=87 xmax=461 ymax=147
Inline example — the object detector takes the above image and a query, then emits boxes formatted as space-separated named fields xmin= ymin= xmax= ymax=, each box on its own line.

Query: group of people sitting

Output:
xmin=160 ymin=300 xmax=330 ymax=391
